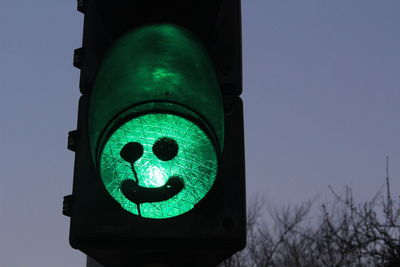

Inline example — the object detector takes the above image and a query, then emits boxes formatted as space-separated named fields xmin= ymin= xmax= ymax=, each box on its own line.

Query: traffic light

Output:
xmin=65 ymin=1 xmax=245 ymax=266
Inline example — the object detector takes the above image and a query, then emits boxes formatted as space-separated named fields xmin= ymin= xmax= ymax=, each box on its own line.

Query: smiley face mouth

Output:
xmin=121 ymin=176 xmax=184 ymax=205
xmin=118 ymin=139 xmax=184 ymax=216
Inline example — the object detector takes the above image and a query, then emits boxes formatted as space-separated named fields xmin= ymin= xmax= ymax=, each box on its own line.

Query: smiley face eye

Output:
xmin=120 ymin=142 xmax=144 ymax=164
xmin=152 ymin=137 xmax=178 ymax=161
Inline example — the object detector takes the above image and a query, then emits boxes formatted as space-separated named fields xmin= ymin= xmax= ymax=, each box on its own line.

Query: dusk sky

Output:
xmin=1 ymin=1 xmax=399 ymax=266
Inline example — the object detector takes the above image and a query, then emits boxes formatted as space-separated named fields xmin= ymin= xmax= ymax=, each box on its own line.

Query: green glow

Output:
xmin=89 ymin=24 xmax=224 ymax=162
xmin=99 ymin=113 xmax=218 ymax=219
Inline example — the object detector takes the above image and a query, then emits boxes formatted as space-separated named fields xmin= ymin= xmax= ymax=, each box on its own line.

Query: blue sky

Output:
xmin=1 ymin=1 xmax=399 ymax=266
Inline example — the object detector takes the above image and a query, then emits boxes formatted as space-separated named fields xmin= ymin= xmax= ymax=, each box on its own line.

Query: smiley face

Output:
xmin=99 ymin=112 xmax=218 ymax=219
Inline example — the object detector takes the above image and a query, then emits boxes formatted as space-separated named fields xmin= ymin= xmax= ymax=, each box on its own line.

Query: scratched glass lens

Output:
xmin=99 ymin=113 xmax=218 ymax=219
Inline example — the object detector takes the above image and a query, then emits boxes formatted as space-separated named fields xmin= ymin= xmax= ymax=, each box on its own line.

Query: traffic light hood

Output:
xmin=88 ymin=24 xmax=224 ymax=163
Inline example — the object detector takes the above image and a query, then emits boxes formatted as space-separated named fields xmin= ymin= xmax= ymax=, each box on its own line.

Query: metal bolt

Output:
xmin=68 ymin=130 xmax=78 ymax=152
xmin=73 ymin=47 xmax=84 ymax=69
xmin=77 ymin=0 xmax=85 ymax=13
xmin=62 ymin=194 xmax=73 ymax=217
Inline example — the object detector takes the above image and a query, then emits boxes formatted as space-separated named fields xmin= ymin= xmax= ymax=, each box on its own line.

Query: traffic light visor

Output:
xmin=89 ymin=24 xmax=224 ymax=160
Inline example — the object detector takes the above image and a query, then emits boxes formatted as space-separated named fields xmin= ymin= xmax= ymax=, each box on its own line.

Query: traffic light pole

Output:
xmin=87 ymin=256 xmax=216 ymax=267
xmin=87 ymin=257 xmax=104 ymax=267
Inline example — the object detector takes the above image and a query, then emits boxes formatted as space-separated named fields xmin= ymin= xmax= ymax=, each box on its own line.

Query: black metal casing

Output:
xmin=67 ymin=1 xmax=245 ymax=266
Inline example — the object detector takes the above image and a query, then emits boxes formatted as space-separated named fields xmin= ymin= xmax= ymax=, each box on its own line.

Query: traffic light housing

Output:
xmin=66 ymin=1 xmax=245 ymax=266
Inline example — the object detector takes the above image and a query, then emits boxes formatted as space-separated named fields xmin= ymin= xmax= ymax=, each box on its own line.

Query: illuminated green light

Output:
xmin=99 ymin=112 xmax=218 ymax=219
xmin=146 ymin=166 xmax=166 ymax=187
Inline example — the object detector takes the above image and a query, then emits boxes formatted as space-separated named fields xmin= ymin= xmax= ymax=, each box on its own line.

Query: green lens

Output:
xmin=99 ymin=112 xmax=218 ymax=219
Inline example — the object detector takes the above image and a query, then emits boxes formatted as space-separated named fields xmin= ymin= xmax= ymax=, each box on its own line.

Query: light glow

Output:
xmin=99 ymin=112 xmax=218 ymax=219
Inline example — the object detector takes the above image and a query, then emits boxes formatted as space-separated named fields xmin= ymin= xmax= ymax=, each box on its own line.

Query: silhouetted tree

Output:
xmin=220 ymin=159 xmax=400 ymax=267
